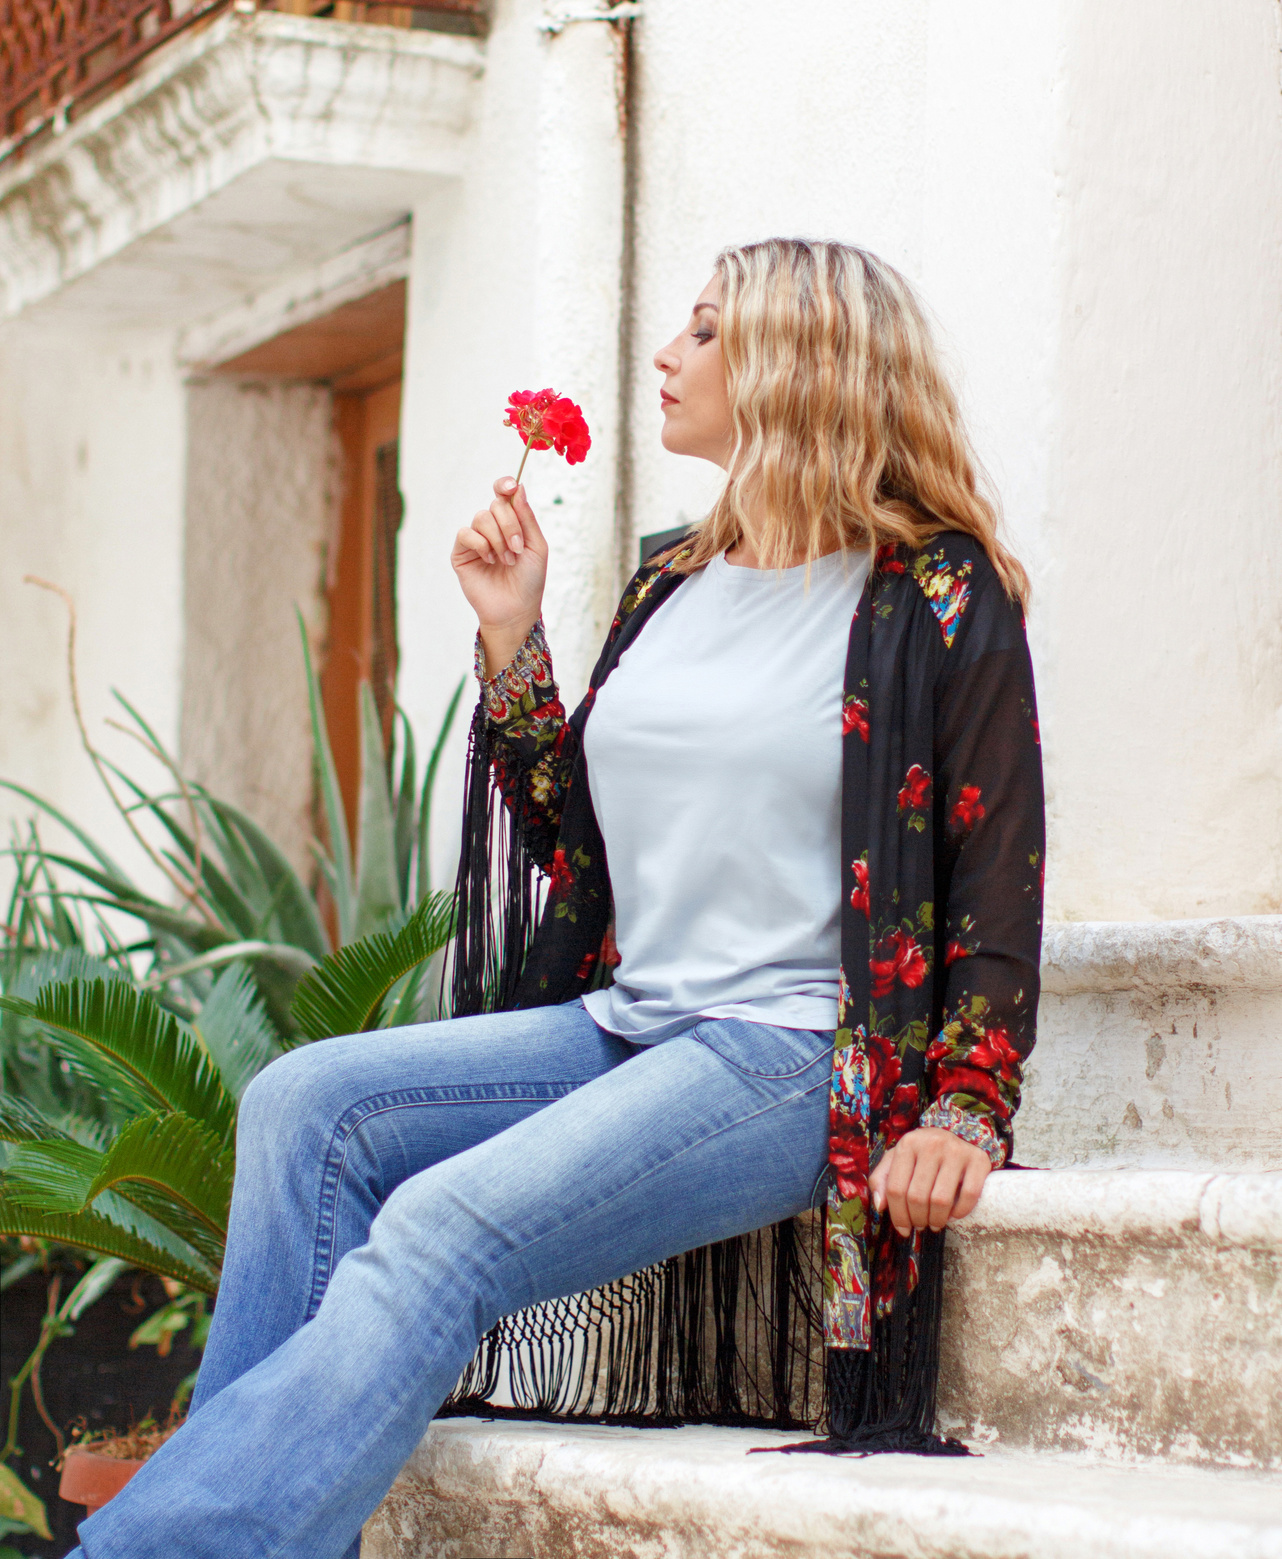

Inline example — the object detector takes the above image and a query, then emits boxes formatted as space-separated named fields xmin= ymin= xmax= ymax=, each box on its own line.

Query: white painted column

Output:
xmin=399 ymin=0 xmax=626 ymax=887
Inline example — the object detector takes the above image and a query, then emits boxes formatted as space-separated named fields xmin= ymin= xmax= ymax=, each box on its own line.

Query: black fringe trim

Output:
xmin=449 ymin=703 xmax=545 ymax=1019
xmin=762 ymin=1229 xmax=972 ymax=1457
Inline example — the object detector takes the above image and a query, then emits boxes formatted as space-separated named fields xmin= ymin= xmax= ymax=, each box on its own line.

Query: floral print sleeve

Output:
xmin=923 ymin=551 xmax=1045 ymax=1166
xmin=474 ymin=619 xmax=575 ymax=872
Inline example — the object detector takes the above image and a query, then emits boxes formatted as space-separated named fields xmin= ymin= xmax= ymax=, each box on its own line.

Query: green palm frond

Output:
xmin=84 ymin=1110 xmax=233 ymax=1241
xmin=0 ymin=1197 xmax=218 ymax=1294
xmin=0 ymin=980 xmax=235 ymax=1143
xmin=2 ymin=1135 xmax=225 ymax=1275
xmin=194 ymin=964 xmax=281 ymax=1100
xmin=291 ymin=891 xmax=456 ymax=1042
xmin=0 ymin=1092 xmax=73 ymax=1145
xmin=1 ymin=1137 xmax=101 ymax=1211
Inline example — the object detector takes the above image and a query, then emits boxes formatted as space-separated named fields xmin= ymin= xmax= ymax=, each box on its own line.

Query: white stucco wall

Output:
xmin=0 ymin=317 xmax=186 ymax=886
xmin=619 ymin=0 xmax=1281 ymax=923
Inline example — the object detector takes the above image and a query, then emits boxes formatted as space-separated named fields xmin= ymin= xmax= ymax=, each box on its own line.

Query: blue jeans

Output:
xmin=70 ymin=1000 xmax=831 ymax=1559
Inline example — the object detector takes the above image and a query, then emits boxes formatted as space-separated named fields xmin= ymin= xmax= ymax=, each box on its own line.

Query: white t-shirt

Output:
xmin=581 ymin=547 xmax=871 ymax=1042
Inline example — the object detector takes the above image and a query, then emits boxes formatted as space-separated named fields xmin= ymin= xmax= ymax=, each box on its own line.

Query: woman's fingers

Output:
xmin=952 ymin=1150 xmax=990 ymax=1222
xmin=491 ymin=478 xmax=527 ymax=556
xmin=473 ymin=507 xmax=517 ymax=566
xmin=880 ymin=1129 xmax=990 ymax=1235
xmin=883 ymin=1139 xmax=918 ymax=1237
xmin=453 ymin=522 xmax=497 ymax=566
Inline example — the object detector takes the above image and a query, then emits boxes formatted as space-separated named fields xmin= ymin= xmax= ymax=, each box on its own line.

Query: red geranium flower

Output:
xmin=505 ymin=387 xmax=592 ymax=474
xmin=944 ymin=939 xmax=970 ymax=965
xmin=874 ymin=543 xmax=906 ymax=575
xmin=950 ymin=785 xmax=985 ymax=831
xmin=896 ymin=764 xmax=931 ymax=813
xmin=869 ymin=929 xmax=928 ymax=999
xmin=842 ymin=696 xmax=870 ymax=742
xmin=849 ymin=856 xmax=870 ymax=917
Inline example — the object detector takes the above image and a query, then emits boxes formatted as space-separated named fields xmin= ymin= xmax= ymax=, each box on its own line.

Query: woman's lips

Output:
xmin=660 ymin=391 xmax=677 ymax=406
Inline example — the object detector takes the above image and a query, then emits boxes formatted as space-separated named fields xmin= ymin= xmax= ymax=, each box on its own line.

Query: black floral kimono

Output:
xmin=453 ymin=530 xmax=1045 ymax=1452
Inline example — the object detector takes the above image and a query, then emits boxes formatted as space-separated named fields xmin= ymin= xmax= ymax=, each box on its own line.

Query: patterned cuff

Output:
xmin=474 ymin=619 xmax=554 ymax=723
xmin=919 ymin=1099 xmax=1007 ymax=1169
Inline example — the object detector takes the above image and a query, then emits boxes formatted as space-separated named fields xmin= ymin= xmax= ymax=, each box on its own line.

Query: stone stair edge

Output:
xmin=1040 ymin=914 xmax=1282 ymax=995
xmin=365 ymin=1418 xmax=1282 ymax=1559
xmin=964 ymin=1166 xmax=1282 ymax=1247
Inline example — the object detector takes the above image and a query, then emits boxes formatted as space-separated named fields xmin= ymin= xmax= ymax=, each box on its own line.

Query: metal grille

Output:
xmin=0 ymin=0 xmax=487 ymax=153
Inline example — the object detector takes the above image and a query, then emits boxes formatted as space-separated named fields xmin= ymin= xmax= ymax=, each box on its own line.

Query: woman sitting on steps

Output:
xmin=67 ymin=238 xmax=1044 ymax=1559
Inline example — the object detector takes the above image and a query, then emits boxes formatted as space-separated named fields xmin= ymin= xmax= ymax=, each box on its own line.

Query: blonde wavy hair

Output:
xmin=671 ymin=239 xmax=1029 ymax=606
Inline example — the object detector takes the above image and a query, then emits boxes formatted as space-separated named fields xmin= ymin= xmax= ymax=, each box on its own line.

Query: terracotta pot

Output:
xmin=59 ymin=1448 xmax=146 ymax=1515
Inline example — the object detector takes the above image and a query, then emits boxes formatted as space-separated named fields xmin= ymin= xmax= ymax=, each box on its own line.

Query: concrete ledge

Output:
xmin=1024 ymin=916 xmax=1282 ymax=1170
xmin=962 ymin=1168 xmax=1282 ymax=1248
xmin=1041 ymin=915 xmax=1282 ymax=995
xmin=363 ymin=1419 xmax=1282 ymax=1559
xmin=941 ymin=1170 xmax=1281 ymax=1468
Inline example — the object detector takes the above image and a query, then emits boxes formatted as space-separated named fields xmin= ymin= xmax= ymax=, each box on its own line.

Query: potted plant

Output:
xmin=58 ymin=1417 xmax=178 ymax=1517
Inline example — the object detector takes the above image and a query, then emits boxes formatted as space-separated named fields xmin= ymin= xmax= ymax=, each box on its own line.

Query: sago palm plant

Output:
xmin=0 ymin=601 xmax=465 ymax=1534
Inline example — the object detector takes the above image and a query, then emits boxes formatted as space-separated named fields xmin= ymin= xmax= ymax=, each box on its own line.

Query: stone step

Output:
xmin=940 ymin=1167 xmax=1280 ymax=1469
xmin=362 ymin=1418 xmax=1282 ymax=1559
xmin=1025 ymin=916 xmax=1282 ymax=1170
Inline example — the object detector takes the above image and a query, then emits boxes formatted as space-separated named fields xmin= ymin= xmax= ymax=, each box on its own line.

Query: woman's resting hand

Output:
xmin=869 ymin=1126 xmax=991 ymax=1236
xmin=452 ymin=478 xmax=549 ymax=676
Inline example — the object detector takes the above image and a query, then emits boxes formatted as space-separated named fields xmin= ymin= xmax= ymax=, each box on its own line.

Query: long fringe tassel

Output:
xmin=767 ymin=1229 xmax=970 ymax=1457
xmin=449 ymin=704 xmax=545 ymax=1018
xmin=441 ymin=1219 xmax=825 ymax=1430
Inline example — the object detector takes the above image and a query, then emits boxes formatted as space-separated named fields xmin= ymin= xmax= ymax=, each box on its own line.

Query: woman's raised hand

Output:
xmin=452 ymin=478 xmax=548 ymax=677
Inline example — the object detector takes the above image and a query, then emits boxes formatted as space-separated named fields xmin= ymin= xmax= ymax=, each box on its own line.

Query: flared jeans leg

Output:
xmin=70 ymin=1004 xmax=831 ymax=1559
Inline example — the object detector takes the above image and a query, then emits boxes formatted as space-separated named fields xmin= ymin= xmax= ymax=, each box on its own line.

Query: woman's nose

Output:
xmin=653 ymin=342 xmax=678 ymax=373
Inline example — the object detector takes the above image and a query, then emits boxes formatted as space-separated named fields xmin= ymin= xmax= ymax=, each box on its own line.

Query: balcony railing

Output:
xmin=1 ymin=0 xmax=487 ymax=157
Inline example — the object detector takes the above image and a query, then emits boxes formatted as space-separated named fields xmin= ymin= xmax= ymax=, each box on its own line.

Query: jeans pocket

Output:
xmin=692 ymin=1017 xmax=832 ymax=1080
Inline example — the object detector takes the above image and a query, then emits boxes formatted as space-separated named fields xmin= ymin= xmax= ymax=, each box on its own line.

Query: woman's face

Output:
xmin=653 ymin=275 xmax=733 ymax=467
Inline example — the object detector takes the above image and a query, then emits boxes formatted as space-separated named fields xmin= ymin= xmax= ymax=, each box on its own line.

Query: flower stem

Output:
xmin=512 ymin=442 xmax=532 ymax=489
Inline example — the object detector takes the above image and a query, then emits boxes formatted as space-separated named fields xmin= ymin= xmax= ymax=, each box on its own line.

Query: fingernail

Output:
xmin=504 ymin=551 xmax=516 ymax=565
xmin=502 ymin=479 xmax=516 ymax=493
xmin=511 ymin=534 xmax=524 ymax=553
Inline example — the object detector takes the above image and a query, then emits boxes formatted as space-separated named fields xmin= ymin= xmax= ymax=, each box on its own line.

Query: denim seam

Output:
xmin=306 ymin=1082 xmax=582 ymax=1319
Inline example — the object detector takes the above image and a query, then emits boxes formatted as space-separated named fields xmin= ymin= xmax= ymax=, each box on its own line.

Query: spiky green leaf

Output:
xmin=290 ymin=891 xmax=455 ymax=1041
xmin=195 ymin=964 xmax=282 ymax=1100
xmin=84 ymin=1110 xmax=233 ymax=1240
xmin=0 ymin=980 xmax=235 ymax=1142
xmin=355 ymin=683 xmax=400 ymax=940
xmin=417 ymin=677 xmax=465 ymax=901
xmin=198 ymin=796 xmax=329 ymax=959
xmin=0 ymin=1195 xmax=217 ymax=1294
xmin=300 ymin=610 xmax=354 ymax=941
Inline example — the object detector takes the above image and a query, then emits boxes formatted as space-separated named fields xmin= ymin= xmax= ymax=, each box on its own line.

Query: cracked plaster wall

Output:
xmin=179 ymin=377 xmax=333 ymax=877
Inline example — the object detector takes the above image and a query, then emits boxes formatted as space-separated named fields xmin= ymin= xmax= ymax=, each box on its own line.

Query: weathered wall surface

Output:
xmin=1045 ymin=0 xmax=1282 ymax=921
xmin=615 ymin=0 xmax=1282 ymax=924
xmin=180 ymin=377 xmax=333 ymax=876
xmin=0 ymin=317 xmax=186 ymax=883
